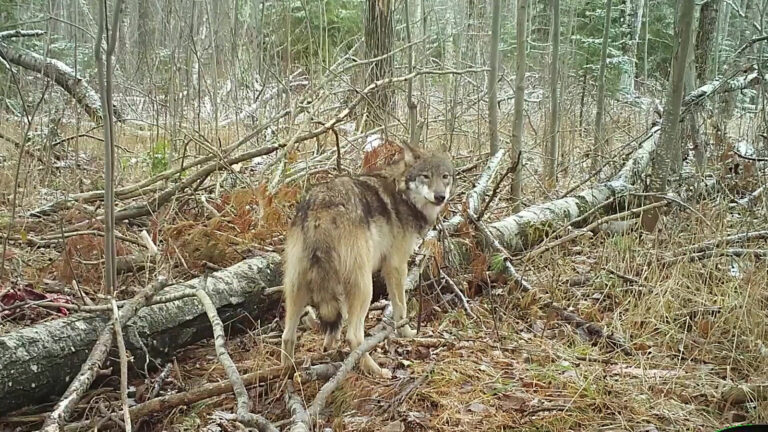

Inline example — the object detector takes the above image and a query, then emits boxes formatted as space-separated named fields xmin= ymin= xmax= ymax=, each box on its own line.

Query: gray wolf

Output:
xmin=280 ymin=141 xmax=454 ymax=378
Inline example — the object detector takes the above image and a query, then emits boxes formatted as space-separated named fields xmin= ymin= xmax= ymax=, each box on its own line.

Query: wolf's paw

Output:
xmin=397 ymin=324 xmax=417 ymax=338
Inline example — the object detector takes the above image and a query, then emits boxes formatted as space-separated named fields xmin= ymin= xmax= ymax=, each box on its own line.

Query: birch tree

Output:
xmin=642 ymin=0 xmax=696 ymax=231
xmin=544 ymin=0 xmax=560 ymax=188
xmin=592 ymin=0 xmax=612 ymax=172
xmin=510 ymin=0 xmax=528 ymax=210
xmin=488 ymin=0 xmax=502 ymax=155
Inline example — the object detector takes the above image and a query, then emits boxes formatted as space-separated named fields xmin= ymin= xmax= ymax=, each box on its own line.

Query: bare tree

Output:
xmin=592 ymin=0 xmax=612 ymax=172
xmin=545 ymin=0 xmax=560 ymax=188
xmin=488 ymin=0 xmax=502 ymax=155
xmin=364 ymin=0 xmax=393 ymax=128
xmin=696 ymin=0 xmax=722 ymax=83
xmin=618 ymin=0 xmax=644 ymax=96
xmin=510 ymin=0 xmax=528 ymax=210
xmin=95 ymin=0 xmax=123 ymax=293
xmin=642 ymin=0 xmax=696 ymax=231
xmin=405 ymin=0 xmax=418 ymax=147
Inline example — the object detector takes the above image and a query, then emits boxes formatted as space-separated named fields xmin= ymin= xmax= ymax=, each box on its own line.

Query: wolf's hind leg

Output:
xmin=345 ymin=270 xmax=391 ymax=379
xmin=281 ymin=285 xmax=309 ymax=372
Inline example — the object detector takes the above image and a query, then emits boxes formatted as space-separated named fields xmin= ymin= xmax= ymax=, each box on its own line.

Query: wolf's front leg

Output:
xmin=382 ymin=262 xmax=417 ymax=338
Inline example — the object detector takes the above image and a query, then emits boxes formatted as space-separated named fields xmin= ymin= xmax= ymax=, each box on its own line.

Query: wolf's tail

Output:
xmin=303 ymin=242 xmax=344 ymax=336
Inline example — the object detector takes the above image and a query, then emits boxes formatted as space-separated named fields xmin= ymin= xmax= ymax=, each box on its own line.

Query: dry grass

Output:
xmin=1 ymin=92 xmax=766 ymax=431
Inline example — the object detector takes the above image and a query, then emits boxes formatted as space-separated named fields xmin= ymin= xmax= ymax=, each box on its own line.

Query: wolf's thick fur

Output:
xmin=280 ymin=143 xmax=454 ymax=377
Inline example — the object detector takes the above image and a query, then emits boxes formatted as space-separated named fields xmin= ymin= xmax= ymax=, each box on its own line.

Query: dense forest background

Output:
xmin=1 ymin=0 xmax=767 ymax=431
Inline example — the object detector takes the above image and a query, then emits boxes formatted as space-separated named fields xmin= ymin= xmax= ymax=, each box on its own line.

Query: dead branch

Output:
xmin=466 ymin=149 xmax=506 ymax=218
xmin=680 ymin=230 xmax=768 ymax=254
xmin=40 ymin=277 xmax=168 ymax=432
xmin=682 ymin=68 xmax=764 ymax=110
xmin=526 ymin=200 xmax=668 ymax=260
xmin=0 ymin=29 xmax=47 ymax=39
xmin=194 ymin=288 xmax=276 ymax=432
xmin=307 ymin=319 xmax=405 ymax=419
xmin=439 ymin=269 xmax=477 ymax=320
xmin=0 ymin=41 xmax=117 ymax=122
xmin=723 ymin=383 xmax=768 ymax=404
xmin=111 ymin=300 xmax=132 ymax=432
xmin=666 ymin=248 xmax=768 ymax=263
xmin=284 ymin=381 xmax=310 ymax=432
xmin=734 ymin=185 xmax=767 ymax=209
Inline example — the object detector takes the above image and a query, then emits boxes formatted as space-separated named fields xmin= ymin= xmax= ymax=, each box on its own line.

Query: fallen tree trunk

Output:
xmin=487 ymin=126 xmax=659 ymax=253
xmin=0 ymin=42 xmax=118 ymax=122
xmin=0 ymin=253 xmax=281 ymax=413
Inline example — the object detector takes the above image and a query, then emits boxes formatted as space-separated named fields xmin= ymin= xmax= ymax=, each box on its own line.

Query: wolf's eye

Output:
xmin=442 ymin=173 xmax=450 ymax=180
xmin=420 ymin=174 xmax=430 ymax=181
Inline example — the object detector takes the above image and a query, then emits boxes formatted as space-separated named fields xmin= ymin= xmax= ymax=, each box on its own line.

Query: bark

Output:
xmin=0 ymin=42 xmax=118 ymax=123
xmin=618 ymin=0 xmax=643 ymax=96
xmin=695 ymin=0 xmax=722 ymax=83
xmin=0 ymin=254 xmax=281 ymax=413
xmin=364 ymin=0 xmax=393 ymax=128
xmin=510 ymin=0 xmax=528 ymax=211
xmin=649 ymin=0 xmax=696 ymax=195
xmin=488 ymin=0 xmax=502 ymax=155
xmin=545 ymin=0 xmax=561 ymax=188
xmin=593 ymin=0 xmax=613 ymax=171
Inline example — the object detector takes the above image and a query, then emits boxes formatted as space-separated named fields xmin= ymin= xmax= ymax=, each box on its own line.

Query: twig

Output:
xmin=679 ymin=230 xmax=768 ymax=254
xmin=307 ymin=319 xmax=406 ymax=419
xmin=111 ymin=300 xmax=132 ymax=432
xmin=466 ymin=149 xmax=506 ymax=218
xmin=380 ymin=363 xmax=435 ymax=416
xmin=195 ymin=287 xmax=277 ymax=432
xmin=439 ymin=270 xmax=477 ymax=320
xmin=734 ymin=185 xmax=767 ymax=209
xmin=476 ymin=150 xmax=520 ymax=221
xmin=665 ymin=248 xmax=768 ymax=263
xmin=40 ymin=277 xmax=168 ymax=432
xmin=733 ymin=147 xmax=768 ymax=162
xmin=723 ymin=383 xmax=768 ymax=404
xmin=64 ymin=360 xmax=334 ymax=432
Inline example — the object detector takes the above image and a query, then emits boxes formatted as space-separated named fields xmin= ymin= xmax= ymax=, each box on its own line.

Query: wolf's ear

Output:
xmin=401 ymin=141 xmax=422 ymax=165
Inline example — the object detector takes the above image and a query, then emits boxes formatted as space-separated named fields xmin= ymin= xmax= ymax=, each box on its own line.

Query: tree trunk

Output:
xmin=642 ymin=0 xmax=696 ymax=230
xmin=713 ymin=0 xmax=731 ymax=75
xmin=364 ymin=0 xmax=394 ymax=129
xmin=510 ymin=0 xmax=528 ymax=211
xmin=695 ymin=0 xmax=722 ymax=83
xmin=592 ymin=0 xmax=613 ymax=171
xmin=488 ymin=0 xmax=502 ymax=155
xmin=0 ymin=254 xmax=282 ymax=413
xmin=545 ymin=0 xmax=561 ymax=188
xmin=619 ymin=0 xmax=643 ymax=96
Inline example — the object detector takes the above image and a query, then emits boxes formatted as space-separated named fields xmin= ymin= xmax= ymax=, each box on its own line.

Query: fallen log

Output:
xmin=0 ymin=41 xmax=118 ymax=122
xmin=487 ymin=125 xmax=660 ymax=253
xmin=0 ymin=253 xmax=282 ymax=413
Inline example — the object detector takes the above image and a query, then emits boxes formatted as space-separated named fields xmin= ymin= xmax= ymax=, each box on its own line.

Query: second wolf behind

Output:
xmin=281 ymin=142 xmax=454 ymax=378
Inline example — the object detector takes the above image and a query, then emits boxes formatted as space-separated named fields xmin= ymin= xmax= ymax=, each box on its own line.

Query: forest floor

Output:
xmin=1 ymin=117 xmax=767 ymax=431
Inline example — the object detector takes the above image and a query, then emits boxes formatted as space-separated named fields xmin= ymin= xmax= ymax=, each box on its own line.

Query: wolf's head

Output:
xmin=397 ymin=143 xmax=455 ymax=221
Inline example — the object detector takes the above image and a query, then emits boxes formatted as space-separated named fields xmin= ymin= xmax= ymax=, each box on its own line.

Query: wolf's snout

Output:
xmin=433 ymin=194 xmax=446 ymax=204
